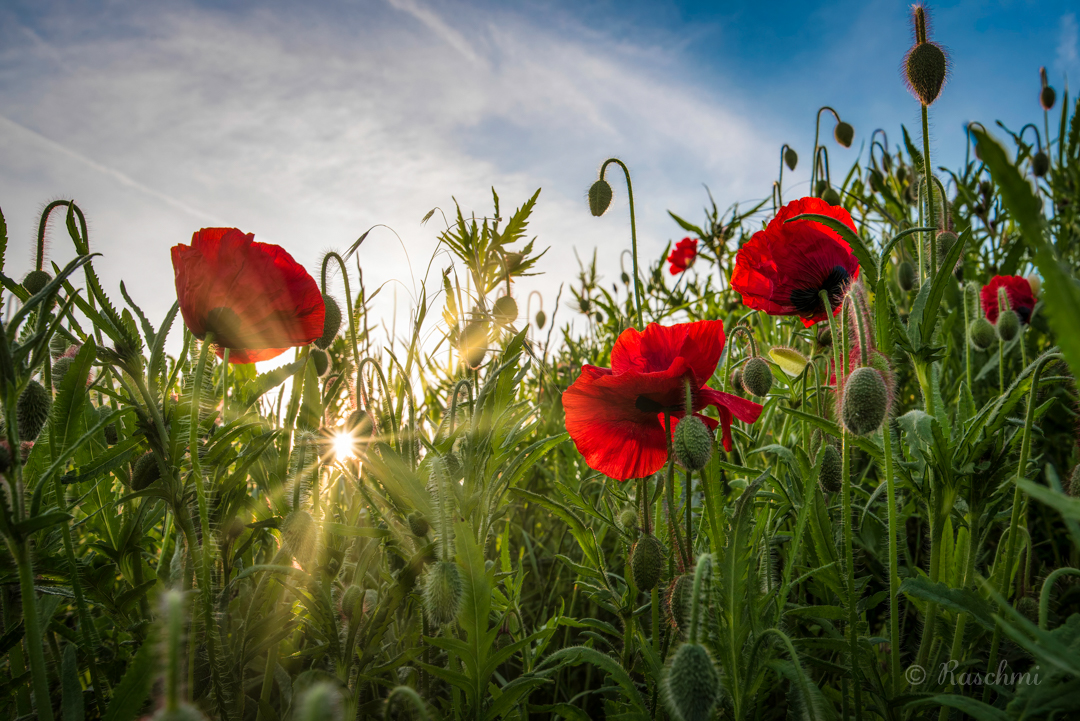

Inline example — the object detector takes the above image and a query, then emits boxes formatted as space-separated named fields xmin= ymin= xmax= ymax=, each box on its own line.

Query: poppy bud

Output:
xmin=816 ymin=324 xmax=832 ymax=347
xmin=588 ymin=179 xmax=613 ymax=217
xmin=618 ymin=508 xmax=638 ymax=532
xmin=295 ymin=683 xmax=342 ymax=721
xmin=51 ymin=357 xmax=74 ymax=390
xmin=784 ymin=147 xmax=798 ymax=170
xmin=897 ymin=261 xmax=916 ymax=291
xmin=896 ymin=165 xmax=908 ymax=183
xmin=1027 ymin=274 xmax=1041 ymax=296
xmin=458 ymin=320 xmax=488 ymax=369
xmin=341 ymin=584 xmax=364 ymax=622
xmin=936 ymin=230 xmax=957 ymax=257
xmin=1032 ymin=151 xmax=1049 ymax=178
xmin=979 ymin=180 xmax=993 ymax=197
xmin=967 ymin=317 xmax=996 ymax=351
xmin=630 ymin=534 xmax=664 ymax=591
xmin=1068 ymin=465 xmax=1080 ymax=498
xmin=768 ymin=347 xmax=808 ymax=377
xmin=742 ymin=357 xmax=773 ymax=397
xmin=822 ymin=187 xmax=841 ymax=207
xmin=621 ymin=271 xmax=631 ymax=285
xmin=407 ymin=511 xmax=430 ymax=537
xmin=17 ymin=380 xmax=51 ymax=442
xmin=905 ymin=43 xmax=947 ymax=106
xmin=869 ymin=168 xmax=886 ymax=194
xmin=673 ymin=415 xmax=713 ymax=471
xmin=423 ymin=560 xmax=463 ymax=626
xmin=1040 ymin=68 xmax=1056 ymax=111
xmin=814 ymin=179 xmax=828 ymax=197
xmin=834 ymin=122 xmax=854 ymax=148
xmin=841 ymin=367 xmax=888 ymax=436
xmin=282 ymin=510 xmax=317 ymax=561
xmin=667 ymin=575 xmax=693 ymax=632
xmin=50 ymin=334 xmax=69 ymax=358
xmin=882 ymin=153 xmax=893 ymax=173
xmin=729 ymin=367 xmax=744 ymax=394
xmin=315 ymin=295 xmax=341 ymax=349
xmin=97 ymin=406 xmax=118 ymax=445
xmin=819 ymin=444 xmax=843 ymax=493
xmin=493 ymin=295 xmax=518 ymax=325
xmin=534 ymin=309 xmax=547 ymax=330
xmin=22 ymin=270 xmax=52 ymax=296
xmin=132 ymin=451 xmax=162 ymax=491
xmin=310 ymin=348 xmax=330 ymax=377
xmin=443 ymin=451 xmax=463 ymax=481
xmin=1017 ymin=596 xmax=1039 ymax=624
xmin=996 ymin=309 xmax=1020 ymax=341
xmin=663 ymin=642 xmax=721 ymax=721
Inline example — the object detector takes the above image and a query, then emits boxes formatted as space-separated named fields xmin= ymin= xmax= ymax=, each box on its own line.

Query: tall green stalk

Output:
xmin=599 ymin=159 xmax=643 ymax=328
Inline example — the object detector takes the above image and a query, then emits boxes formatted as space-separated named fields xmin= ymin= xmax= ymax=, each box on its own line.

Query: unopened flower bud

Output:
xmin=996 ymin=309 xmax=1020 ymax=341
xmin=819 ymin=444 xmax=843 ymax=494
xmin=815 ymin=179 xmax=828 ymax=197
xmin=1032 ymin=151 xmax=1049 ymax=178
xmin=904 ymin=6 xmax=948 ymax=107
xmin=310 ymin=349 xmax=330 ymax=377
xmin=768 ymin=347 xmax=807 ymax=377
xmin=17 ymin=380 xmax=51 ymax=442
xmin=295 ymin=683 xmax=342 ymax=721
xmin=968 ymin=317 xmax=996 ymax=351
xmin=897 ymin=261 xmax=916 ymax=291
xmin=841 ymin=367 xmax=889 ymax=436
xmin=663 ymin=642 xmax=721 ymax=721
xmin=458 ymin=320 xmax=489 ymax=369
xmin=834 ymin=122 xmax=854 ymax=148
xmin=730 ymin=367 xmax=744 ymax=394
xmin=493 ymin=295 xmax=518 ymax=325
xmin=23 ymin=270 xmax=52 ymax=296
xmin=1017 ymin=596 xmax=1039 ymax=624
xmin=589 ymin=179 xmax=613 ymax=217
xmin=1040 ymin=67 xmax=1056 ymax=111
xmin=620 ymin=271 xmax=631 ymax=285
xmin=666 ymin=575 xmax=693 ymax=632
xmin=618 ymin=508 xmax=638 ymax=532
xmin=423 ymin=560 xmax=463 ymax=626
xmin=936 ymin=230 xmax=957 ymax=257
xmin=742 ymin=357 xmax=773 ymax=397
xmin=784 ymin=147 xmax=798 ymax=170
xmin=50 ymin=334 xmax=69 ymax=358
xmin=630 ymin=534 xmax=665 ymax=591
xmin=816 ymin=324 xmax=832 ymax=347
xmin=315 ymin=295 xmax=341 ymax=349
xmin=535 ymin=310 xmax=546 ymax=329
xmin=407 ymin=511 xmax=430 ymax=537
xmin=132 ymin=451 xmax=162 ymax=491
xmin=822 ymin=186 xmax=842 ymax=207
xmin=673 ymin=416 xmax=713 ymax=471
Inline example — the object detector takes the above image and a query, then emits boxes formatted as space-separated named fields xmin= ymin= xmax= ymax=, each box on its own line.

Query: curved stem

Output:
xmin=1039 ymin=568 xmax=1080 ymax=630
xmin=322 ymin=252 xmax=361 ymax=374
xmin=600 ymin=158 xmax=643 ymax=327
xmin=811 ymin=106 xmax=842 ymax=195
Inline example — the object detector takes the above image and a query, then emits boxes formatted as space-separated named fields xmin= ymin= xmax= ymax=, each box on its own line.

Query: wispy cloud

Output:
xmin=1059 ymin=13 xmax=1079 ymax=71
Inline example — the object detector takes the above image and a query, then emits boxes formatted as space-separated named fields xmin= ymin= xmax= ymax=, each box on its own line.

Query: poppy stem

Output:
xmin=600 ymin=159 xmax=643 ymax=327
xmin=922 ymin=104 xmax=938 ymax=277
xmin=322 ymin=252 xmax=362 ymax=374
xmin=663 ymin=412 xmax=687 ymax=569
xmin=811 ymin=106 xmax=842 ymax=196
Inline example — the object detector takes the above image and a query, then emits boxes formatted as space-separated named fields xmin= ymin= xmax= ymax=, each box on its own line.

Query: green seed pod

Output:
xmin=729 ymin=367 xmax=744 ymax=394
xmin=996 ymin=309 xmax=1020 ymax=342
xmin=663 ymin=642 xmax=721 ymax=721
xmin=51 ymin=357 xmax=73 ymax=390
xmin=49 ymin=334 xmax=69 ymax=358
xmin=341 ymin=585 xmax=364 ymax=622
xmin=153 ymin=704 xmax=208 ymax=721
xmin=968 ymin=317 xmax=996 ymax=351
xmin=819 ymin=444 xmax=843 ymax=494
xmin=630 ymin=534 xmax=665 ymax=592
xmin=667 ymin=574 xmax=693 ymax=632
xmin=423 ymin=560 xmax=463 ymax=626
xmin=841 ymin=366 xmax=889 ymax=436
xmin=493 ymin=295 xmax=518 ymax=325
xmin=17 ymin=380 xmax=52 ymax=442
xmin=742 ymin=357 xmax=773 ymax=397
xmin=131 ymin=452 xmax=162 ymax=491
xmin=1017 ymin=596 xmax=1039 ymax=624
xmin=310 ymin=348 xmax=330 ymax=377
xmin=407 ymin=511 xmax=430 ymax=537
xmin=1068 ymin=465 xmax=1080 ymax=498
xmin=535 ymin=310 xmax=546 ymax=329
xmin=905 ymin=41 xmax=948 ymax=107
xmin=822 ymin=186 xmax=841 ymax=207
xmin=673 ymin=416 xmax=713 ymax=471
xmin=784 ymin=147 xmax=798 ymax=171
xmin=1032 ymin=151 xmax=1049 ymax=178
xmin=768 ymin=346 xmax=808 ymax=377
xmin=315 ymin=295 xmax=341 ymax=349
xmin=618 ymin=508 xmax=638 ymax=533
xmin=834 ymin=121 xmax=854 ymax=148
xmin=23 ymin=270 xmax=52 ymax=296
xmin=897 ymin=261 xmax=916 ymax=291
xmin=588 ymin=179 xmax=613 ymax=217
xmin=295 ymin=682 xmax=342 ymax=721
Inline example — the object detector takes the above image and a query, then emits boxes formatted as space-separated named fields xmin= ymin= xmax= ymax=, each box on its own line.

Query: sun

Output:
xmin=332 ymin=431 xmax=356 ymax=461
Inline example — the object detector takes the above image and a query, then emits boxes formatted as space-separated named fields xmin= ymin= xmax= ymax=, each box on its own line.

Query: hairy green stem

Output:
xmin=883 ymin=415 xmax=901 ymax=695
xmin=600 ymin=159 xmax=643 ymax=327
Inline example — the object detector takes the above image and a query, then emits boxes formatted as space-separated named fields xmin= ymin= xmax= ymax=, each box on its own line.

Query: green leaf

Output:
xmin=13 ymin=510 xmax=73 ymax=538
xmin=668 ymin=211 xmax=706 ymax=239
xmin=537 ymin=646 xmax=648 ymax=717
xmin=51 ymin=340 xmax=97 ymax=455
xmin=899 ymin=576 xmax=995 ymax=630
xmin=1019 ymin=480 xmax=1080 ymax=521
xmin=61 ymin=644 xmax=85 ymax=721
xmin=906 ymin=696 xmax=1009 ymax=721
xmin=101 ymin=638 xmax=154 ymax=721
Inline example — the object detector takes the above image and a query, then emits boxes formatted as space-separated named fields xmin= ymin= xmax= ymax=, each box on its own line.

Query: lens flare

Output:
xmin=333 ymin=431 xmax=356 ymax=461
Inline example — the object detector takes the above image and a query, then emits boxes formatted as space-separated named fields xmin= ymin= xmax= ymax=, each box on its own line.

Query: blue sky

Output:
xmin=0 ymin=0 xmax=1076 ymax=355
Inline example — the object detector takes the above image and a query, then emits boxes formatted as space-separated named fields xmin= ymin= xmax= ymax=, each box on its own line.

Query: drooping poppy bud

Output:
xmin=730 ymin=367 xmax=744 ymax=394
xmin=822 ymin=186 xmax=842 ymax=207
xmin=674 ymin=415 xmax=713 ymax=471
xmin=294 ymin=683 xmax=342 ymax=721
xmin=132 ymin=452 xmax=162 ymax=491
xmin=458 ymin=320 xmax=489 ymax=369
xmin=814 ymin=179 xmax=829 ymax=197
xmin=423 ymin=560 xmax=463 ymax=626
xmin=618 ymin=507 xmax=639 ymax=532
xmin=819 ymin=444 xmax=842 ymax=493
xmin=903 ymin=6 xmax=948 ymax=107
xmin=897 ymin=261 xmax=916 ymax=291
xmin=630 ymin=534 xmax=665 ymax=591
xmin=23 ymin=270 xmax=52 ymax=295
xmin=1032 ymin=151 xmax=1049 ymax=178
xmin=589 ymin=179 xmax=613 ymax=217
xmin=535 ymin=310 xmax=546 ymax=329
xmin=817 ymin=325 xmax=833 ymax=348
xmin=493 ymin=295 xmax=518 ymax=325
xmin=834 ymin=122 xmax=854 ymax=148
xmin=315 ymin=295 xmax=341 ymax=350
xmin=310 ymin=348 xmax=330 ymax=377
xmin=51 ymin=357 xmax=73 ymax=390
xmin=99 ymin=406 xmax=118 ymax=445
xmin=841 ymin=366 xmax=889 ymax=436
xmin=784 ymin=147 xmax=798 ymax=170
xmin=936 ymin=230 xmax=957 ymax=257
xmin=742 ymin=357 xmax=773 ymax=397
xmin=968 ymin=317 xmax=996 ymax=351
xmin=1017 ymin=596 xmax=1039 ymax=624
xmin=1039 ymin=67 xmax=1056 ymax=111
xmin=663 ymin=642 xmax=721 ymax=721
xmin=17 ymin=380 xmax=51 ymax=442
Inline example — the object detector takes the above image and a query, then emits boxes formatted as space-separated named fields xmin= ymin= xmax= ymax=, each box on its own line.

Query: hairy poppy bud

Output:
xmin=315 ymin=295 xmax=341 ymax=349
xmin=819 ymin=444 xmax=842 ymax=494
xmin=17 ymin=380 xmax=51 ymax=442
xmin=341 ymin=584 xmax=364 ymax=622
xmin=1040 ymin=67 xmax=1056 ymax=111
xmin=834 ymin=122 xmax=854 ymax=148
xmin=822 ymin=186 xmax=842 ymax=207
xmin=667 ymin=575 xmax=693 ymax=632
xmin=621 ymin=271 xmax=631 ymax=285
xmin=768 ymin=346 xmax=807 ymax=377
xmin=979 ymin=180 xmax=993 ymax=197
xmin=407 ymin=511 xmax=430 ymax=537
xmin=841 ymin=366 xmax=888 ymax=436
xmin=1068 ymin=465 xmax=1080 ymax=498
xmin=295 ymin=683 xmax=341 ymax=721
xmin=458 ymin=320 xmax=488 ymax=369
xmin=730 ymin=367 xmax=744 ymax=394
xmin=742 ymin=357 xmax=773 ymax=397
xmin=663 ymin=642 xmax=721 ymax=721
xmin=97 ymin=406 xmax=118 ymax=445
xmin=283 ymin=510 xmax=317 ymax=561
xmin=630 ymin=534 xmax=664 ymax=591
xmin=897 ymin=261 xmax=916 ymax=291
xmin=51 ymin=357 xmax=73 ymax=390
xmin=23 ymin=270 xmax=52 ymax=296
xmin=996 ymin=309 xmax=1020 ymax=341
xmin=968 ymin=317 xmax=996 ymax=351
xmin=784 ymin=147 xmax=798 ymax=170
xmin=589 ymin=179 xmax=613 ymax=217
xmin=423 ymin=560 xmax=463 ymax=626
xmin=1032 ymin=151 xmax=1049 ymax=178
xmin=904 ymin=6 xmax=948 ymax=107
xmin=814 ymin=179 xmax=828 ymax=197
xmin=897 ymin=165 xmax=908 ymax=183
xmin=618 ymin=508 xmax=638 ymax=532
xmin=535 ymin=310 xmax=546 ymax=329
xmin=493 ymin=295 xmax=518 ymax=325
xmin=936 ymin=230 xmax=957 ymax=257
xmin=132 ymin=452 xmax=162 ymax=491
xmin=816 ymin=325 xmax=832 ymax=347
xmin=310 ymin=349 xmax=330 ymax=377
xmin=50 ymin=334 xmax=69 ymax=358
xmin=674 ymin=416 xmax=713 ymax=471
xmin=869 ymin=168 xmax=886 ymax=194
xmin=1017 ymin=596 xmax=1039 ymax=624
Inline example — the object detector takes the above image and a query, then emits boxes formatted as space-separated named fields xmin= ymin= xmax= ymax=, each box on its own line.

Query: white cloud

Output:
xmin=0 ymin=0 xmax=779 ymax=361
xmin=1058 ymin=13 xmax=1079 ymax=71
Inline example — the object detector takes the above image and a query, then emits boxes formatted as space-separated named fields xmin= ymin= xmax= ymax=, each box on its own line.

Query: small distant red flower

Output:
xmin=562 ymin=321 xmax=763 ymax=481
xmin=981 ymin=275 xmax=1036 ymax=324
xmin=668 ymin=238 xmax=698 ymax=275
xmin=172 ymin=228 xmax=325 ymax=364
xmin=731 ymin=197 xmax=860 ymax=327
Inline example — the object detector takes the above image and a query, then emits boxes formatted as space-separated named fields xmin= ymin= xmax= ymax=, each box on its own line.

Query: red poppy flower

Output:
xmin=981 ymin=275 xmax=1036 ymax=324
xmin=668 ymin=238 xmax=698 ymax=275
xmin=172 ymin=228 xmax=325 ymax=364
xmin=562 ymin=321 xmax=763 ymax=481
xmin=730 ymin=197 xmax=860 ymax=327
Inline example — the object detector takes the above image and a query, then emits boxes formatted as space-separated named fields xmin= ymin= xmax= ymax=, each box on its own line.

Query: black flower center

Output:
xmin=635 ymin=395 xmax=664 ymax=414
xmin=789 ymin=266 xmax=851 ymax=317
xmin=1016 ymin=305 xmax=1032 ymax=324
